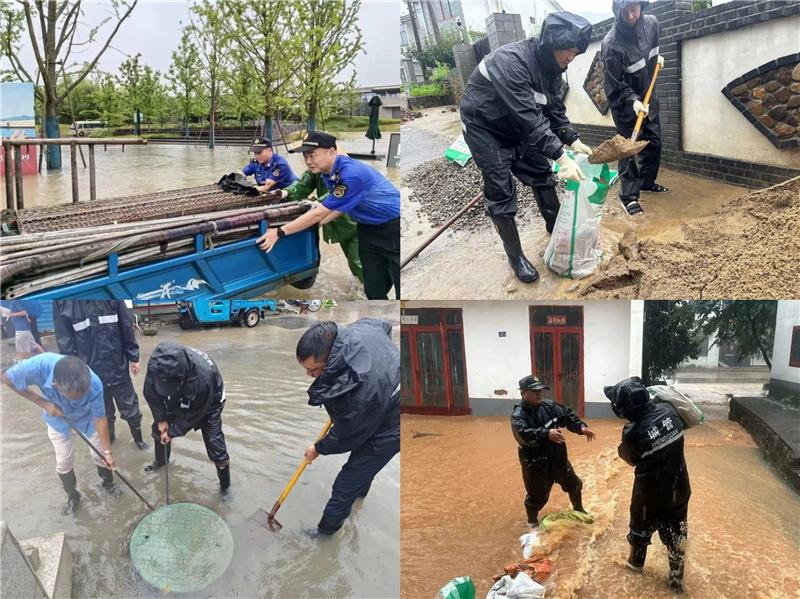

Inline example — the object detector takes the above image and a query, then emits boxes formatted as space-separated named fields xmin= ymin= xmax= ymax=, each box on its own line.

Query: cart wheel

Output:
xmin=306 ymin=300 xmax=322 ymax=312
xmin=178 ymin=313 xmax=194 ymax=330
xmin=244 ymin=309 xmax=260 ymax=328
xmin=290 ymin=274 xmax=317 ymax=290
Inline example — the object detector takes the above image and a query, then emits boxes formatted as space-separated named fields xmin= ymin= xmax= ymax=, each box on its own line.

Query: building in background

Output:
xmin=770 ymin=300 xmax=800 ymax=399
xmin=357 ymin=86 xmax=403 ymax=119
xmin=401 ymin=301 xmax=644 ymax=418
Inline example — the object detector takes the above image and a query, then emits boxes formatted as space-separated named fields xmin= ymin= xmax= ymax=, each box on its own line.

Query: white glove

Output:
xmin=633 ymin=100 xmax=649 ymax=116
xmin=657 ymin=55 xmax=665 ymax=68
xmin=278 ymin=189 xmax=288 ymax=200
xmin=555 ymin=153 xmax=585 ymax=182
xmin=570 ymin=139 xmax=593 ymax=155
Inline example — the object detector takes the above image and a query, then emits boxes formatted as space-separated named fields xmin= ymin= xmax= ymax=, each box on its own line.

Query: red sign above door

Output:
xmin=546 ymin=315 xmax=567 ymax=326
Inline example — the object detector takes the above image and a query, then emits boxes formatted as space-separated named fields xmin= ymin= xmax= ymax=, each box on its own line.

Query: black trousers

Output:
xmin=151 ymin=401 xmax=229 ymax=467
xmin=627 ymin=471 xmax=691 ymax=561
xmin=614 ymin=114 xmax=662 ymax=201
xmin=520 ymin=454 xmax=582 ymax=525
xmin=358 ymin=218 xmax=400 ymax=300
xmin=319 ymin=446 xmax=398 ymax=532
xmin=463 ymin=119 xmax=557 ymax=219
xmin=103 ymin=376 xmax=142 ymax=428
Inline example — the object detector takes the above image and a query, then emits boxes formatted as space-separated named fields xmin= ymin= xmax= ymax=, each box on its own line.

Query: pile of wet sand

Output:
xmin=404 ymin=158 xmax=566 ymax=232
xmin=581 ymin=176 xmax=800 ymax=299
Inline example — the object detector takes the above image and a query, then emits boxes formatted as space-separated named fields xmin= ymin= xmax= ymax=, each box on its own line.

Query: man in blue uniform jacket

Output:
xmin=256 ymin=131 xmax=400 ymax=300
xmin=242 ymin=137 xmax=299 ymax=193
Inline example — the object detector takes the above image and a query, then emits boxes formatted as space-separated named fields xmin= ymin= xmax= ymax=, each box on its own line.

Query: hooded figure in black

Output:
xmin=54 ymin=300 xmax=148 ymax=450
xmin=602 ymin=1 xmax=668 ymax=215
xmin=511 ymin=375 xmax=596 ymax=530
xmin=460 ymin=12 xmax=593 ymax=284
xmin=298 ymin=318 xmax=400 ymax=534
xmin=143 ymin=342 xmax=230 ymax=491
xmin=605 ymin=377 xmax=690 ymax=594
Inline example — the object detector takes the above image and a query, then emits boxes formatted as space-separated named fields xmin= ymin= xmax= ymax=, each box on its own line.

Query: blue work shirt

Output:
xmin=8 ymin=300 xmax=32 ymax=332
xmin=5 ymin=353 xmax=106 ymax=437
xmin=242 ymin=153 xmax=299 ymax=188
xmin=321 ymin=155 xmax=400 ymax=225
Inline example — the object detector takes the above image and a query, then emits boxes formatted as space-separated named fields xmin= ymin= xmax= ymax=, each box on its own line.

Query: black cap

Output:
xmin=288 ymin=131 xmax=337 ymax=153
xmin=519 ymin=375 xmax=549 ymax=391
xmin=250 ymin=137 xmax=272 ymax=153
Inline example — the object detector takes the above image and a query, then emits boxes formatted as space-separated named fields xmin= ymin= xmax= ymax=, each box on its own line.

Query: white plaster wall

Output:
xmin=771 ymin=300 xmax=800 ymax=384
xmin=404 ymin=300 xmax=635 ymax=406
xmin=460 ymin=0 xmax=563 ymax=38
xmin=682 ymin=16 xmax=800 ymax=168
xmin=563 ymin=39 xmax=616 ymax=127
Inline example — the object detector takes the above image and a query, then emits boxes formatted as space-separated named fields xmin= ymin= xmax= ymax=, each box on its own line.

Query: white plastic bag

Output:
xmin=519 ymin=531 xmax=541 ymax=559
xmin=486 ymin=573 xmax=546 ymax=599
xmin=544 ymin=154 xmax=614 ymax=279
xmin=647 ymin=385 xmax=705 ymax=428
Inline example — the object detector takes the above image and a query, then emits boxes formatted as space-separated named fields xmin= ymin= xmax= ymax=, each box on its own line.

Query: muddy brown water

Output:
xmin=1 ymin=304 xmax=400 ymax=598
xmin=401 ymin=412 xmax=800 ymax=599
xmin=13 ymin=138 xmax=398 ymax=300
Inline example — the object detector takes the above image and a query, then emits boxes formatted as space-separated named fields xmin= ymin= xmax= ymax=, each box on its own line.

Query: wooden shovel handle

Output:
xmin=632 ymin=62 xmax=662 ymax=141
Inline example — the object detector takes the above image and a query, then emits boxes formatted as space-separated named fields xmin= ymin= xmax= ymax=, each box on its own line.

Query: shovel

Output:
xmin=265 ymin=419 xmax=333 ymax=531
xmin=589 ymin=62 xmax=662 ymax=164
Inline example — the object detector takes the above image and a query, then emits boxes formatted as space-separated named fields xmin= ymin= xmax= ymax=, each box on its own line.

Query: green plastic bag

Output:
xmin=540 ymin=509 xmax=595 ymax=531
xmin=444 ymin=134 xmax=472 ymax=166
xmin=436 ymin=576 xmax=476 ymax=599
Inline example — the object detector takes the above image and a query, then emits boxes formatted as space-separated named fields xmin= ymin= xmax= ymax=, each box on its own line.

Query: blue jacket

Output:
xmin=321 ymin=155 xmax=400 ymax=225
xmin=242 ymin=153 xmax=299 ymax=187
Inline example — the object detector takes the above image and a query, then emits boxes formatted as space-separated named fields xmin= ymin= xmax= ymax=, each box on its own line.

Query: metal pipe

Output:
xmin=89 ymin=145 xmax=96 ymax=202
xmin=70 ymin=143 xmax=79 ymax=203
xmin=4 ymin=145 xmax=13 ymax=209
xmin=1 ymin=137 xmax=148 ymax=145
xmin=400 ymin=192 xmax=484 ymax=270
xmin=13 ymin=145 xmax=23 ymax=209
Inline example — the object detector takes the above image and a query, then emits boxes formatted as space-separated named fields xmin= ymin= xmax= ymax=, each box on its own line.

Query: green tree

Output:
xmin=404 ymin=27 xmax=482 ymax=71
xmin=116 ymin=54 xmax=154 ymax=134
xmin=0 ymin=0 xmax=137 ymax=168
xmin=224 ymin=0 xmax=294 ymax=141
xmin=642 ymin=301 xmax=705 ymax=385
xmin=292 ymin=0 xmax=363 ymax=131
xmin=336 ymin=80 xmax=362 ymax=118
xmin=188 ymin=0 xmax=231 ymax=148
xmin=167 ymin=27 xmax=203 ymax=136
xmin=697 ymin=301 xmax=777 ymax=369
xmin=95 ymin=72 xmax=125 ymax=127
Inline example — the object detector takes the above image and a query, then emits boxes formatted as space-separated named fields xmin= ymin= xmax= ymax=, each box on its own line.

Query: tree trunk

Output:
xmin=208 ymin=81 xmax=216 ymax=149
xmin=44 ymin=98 xmax=62 ymax=170
xmin=748 ymin=308 xmax=772 ymax=370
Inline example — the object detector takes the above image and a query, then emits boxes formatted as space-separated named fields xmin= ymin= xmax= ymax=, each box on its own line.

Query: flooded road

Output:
xmin=401 ymin=407 xmax=800 ymax=599
xmin=13 ymin=137 xmax=398 ymax=300
xmin=400 ymin=114 xmax=747 ymax=300
xmin=1 ymin=302 xmax=400 ymax=598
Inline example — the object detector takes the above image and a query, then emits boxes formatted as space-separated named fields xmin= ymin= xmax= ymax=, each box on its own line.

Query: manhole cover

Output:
xmin=130 ymin=502 xmax=233 ymax=593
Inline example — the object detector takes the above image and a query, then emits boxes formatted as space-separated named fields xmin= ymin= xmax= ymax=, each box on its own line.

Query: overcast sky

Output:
xmin=5 ymin=0 xmax=400 ymax=88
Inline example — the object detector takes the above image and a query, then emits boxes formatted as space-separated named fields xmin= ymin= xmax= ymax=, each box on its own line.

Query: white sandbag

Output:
xmin=647 ymin=385 xmax=705 ymax=428
xmin=508 ymin=572 xmax=546 ymax=599
xmin=519 ymin=531 xmax=542 ymax=559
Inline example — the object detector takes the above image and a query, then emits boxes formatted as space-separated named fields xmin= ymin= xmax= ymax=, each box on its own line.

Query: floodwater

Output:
xmin=0 ymin=302 xmax=400 ymax=598
xmin=400 ymin=113 xmax=747 ymax=300
xmin=11 ymin=136 xmax=398 ymax=300
xmin=401 ymin=408 xmax=800 ymax=599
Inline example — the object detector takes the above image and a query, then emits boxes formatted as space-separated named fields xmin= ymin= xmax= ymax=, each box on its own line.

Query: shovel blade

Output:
xmin=589 ymin=135 xmax=649 ymax=164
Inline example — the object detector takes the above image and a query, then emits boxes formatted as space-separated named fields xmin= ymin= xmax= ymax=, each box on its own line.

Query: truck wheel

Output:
xmin=178 ymin=313 xmax=194 ymax=330
xmin=290 ymin=274 xmax=317 ymax=290
xmin=306 ymin=300 xmax=322 ymax=312
xmin=244 ymin=309 xmax=260 ymax=328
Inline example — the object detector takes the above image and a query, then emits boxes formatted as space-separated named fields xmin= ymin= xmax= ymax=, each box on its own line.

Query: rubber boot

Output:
xmin=491 ymin=216 xmax=539 ymax=283
xmin=668 ymin=557 xmax=685 ymax=593
xmin=58 ymin=470 xmax=81 ymax=516
xmin=216 ymin=464 xmax=231 ymax=491
xmin=107 ymin=417 xmax=116 ymax=444
xmin=129 ymin=422 xmax=149 ymax=451
xmin=144 ymin=441 xmax=170 ymax=473
xmin=532 ymin=187 xmax=561 ymax=234
xmin=97 ymin=466 xmax=123 ymax=497
xmin=317 ymin=515 xmax=341 ymax=535
xmin=627 ymin=544 xmax=648 ymax=572
xmin=357 ymin=481 xmax=372 ymax=499
xmin=568 ymin=485 xmax=586 ymax=513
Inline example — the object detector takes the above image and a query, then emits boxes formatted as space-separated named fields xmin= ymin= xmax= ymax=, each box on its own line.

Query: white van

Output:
xmin=70 ymin=120 xmax=107 ymax=136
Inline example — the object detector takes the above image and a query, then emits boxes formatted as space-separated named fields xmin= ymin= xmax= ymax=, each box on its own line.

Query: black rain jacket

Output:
xmin=308 ymin=319 xmax=400 ymax=456
xmin=511 ymin=399 xmax=586 ymax=464
xmin=54 ymin=300 xmax=139 ymax=387
xmin=601 ymin=0 xmax=661 ymax=124
xmin=461 ymin=12 xmax=592 ymax=159
xmin=143 ymin=342 xmax=225 ymax=438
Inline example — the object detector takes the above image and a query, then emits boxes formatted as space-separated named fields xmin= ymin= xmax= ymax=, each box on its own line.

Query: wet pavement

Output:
xmin=13 ymin=137 xmax=398 ymax=300
xmin=0 ymin=302 xmax=400 ymax=598
xmin=401 ymin=406 xmax=800 ymax=599
xmin=400 ymin=112 xmax=747 ymax=300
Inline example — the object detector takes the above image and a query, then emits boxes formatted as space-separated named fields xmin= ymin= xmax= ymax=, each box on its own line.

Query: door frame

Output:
xmin=401 ymin=320 xmax=471 ymax=416
xmin=529 ymin=311 xmax=585 ymax=417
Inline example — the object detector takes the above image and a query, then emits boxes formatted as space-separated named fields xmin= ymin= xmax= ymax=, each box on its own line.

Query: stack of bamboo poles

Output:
xmin=1 ymin=201 xmax=311 ymax=298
